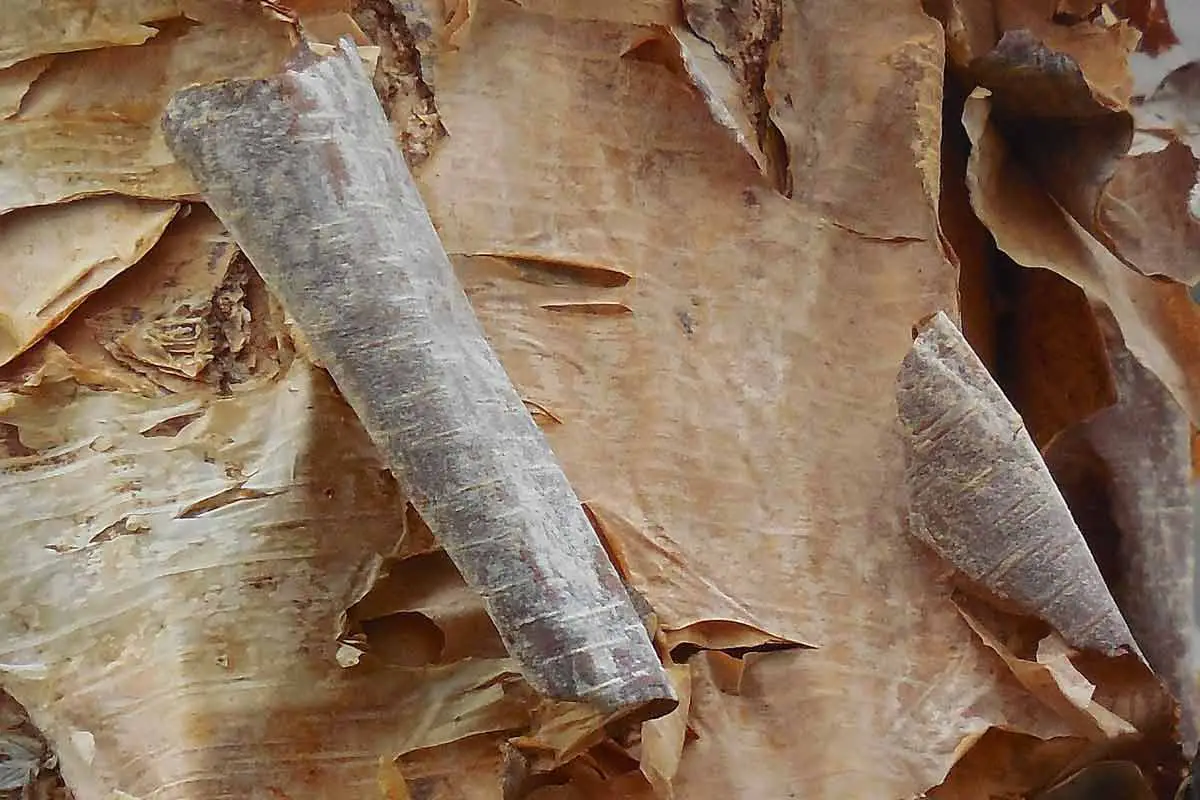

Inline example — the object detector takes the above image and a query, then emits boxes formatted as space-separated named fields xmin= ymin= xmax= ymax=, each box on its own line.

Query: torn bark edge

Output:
xmin=161 ymin=37 xmax=675 ymax=721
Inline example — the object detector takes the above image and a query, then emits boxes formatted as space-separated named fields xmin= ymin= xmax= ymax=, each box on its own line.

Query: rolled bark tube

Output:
xmin=897 ymin=311 xmax=1138 ymax=657
xmin=162 ymin=39 xmax=675 ymax=718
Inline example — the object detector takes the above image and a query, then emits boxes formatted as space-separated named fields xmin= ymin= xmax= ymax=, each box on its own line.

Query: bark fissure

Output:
xmin=682 ymin=0 xmax=792 ymax=196
xmin=352 ymin=0 xmax=445 ymax=167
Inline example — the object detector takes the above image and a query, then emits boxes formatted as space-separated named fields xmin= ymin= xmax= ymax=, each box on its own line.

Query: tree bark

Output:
xmin=898 ymin=311 xmax=1137 ymax=657
xmin=161 ymin=39 xmax=675 ymax=719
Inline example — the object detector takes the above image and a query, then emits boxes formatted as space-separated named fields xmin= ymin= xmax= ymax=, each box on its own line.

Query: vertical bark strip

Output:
xmin=897 ymin=311 xmax=1137 ymax=657
xmin=161 ymin=40 xmax=674 ymax=717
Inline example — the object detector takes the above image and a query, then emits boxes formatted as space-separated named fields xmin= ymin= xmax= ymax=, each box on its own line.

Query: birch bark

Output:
xmin=898 ymin=312 xmax=1138 ymax=657
xmin=162 ymin=39 xmax=674 ymax=718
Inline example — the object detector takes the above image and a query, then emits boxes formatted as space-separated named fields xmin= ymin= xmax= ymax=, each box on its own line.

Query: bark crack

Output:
xmin=682 ymin=0 xmax=792 ymax=196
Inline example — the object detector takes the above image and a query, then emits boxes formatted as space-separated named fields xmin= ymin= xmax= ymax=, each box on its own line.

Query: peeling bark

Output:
xmin=681 ymin=0 xmax=790 ymax=196
xmin=897 ymin=311 xmax=1137 ymax=656
xmin=1048 ymin=317 xmax=1199 ymax=744
xmin=352 ymin=0 xmax=445 ymax=167
xmin=161 ymin=39 xmax=675 ymax=718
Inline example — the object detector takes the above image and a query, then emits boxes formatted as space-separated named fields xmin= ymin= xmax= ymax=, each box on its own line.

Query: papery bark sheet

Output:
xmin=898 ymin=311 xmax=1137 ymax=656
xmin=161 ymin=39 xmax=674 ymax=717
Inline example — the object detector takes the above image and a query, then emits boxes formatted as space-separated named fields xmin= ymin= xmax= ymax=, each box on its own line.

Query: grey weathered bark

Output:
xmin=1047 ymin=314 xmax=1198 ymax=744
xmin=897 ymin=311 xmax=1138 ymax=657
xmin=161 ymin=39 xmax=675 ymax=718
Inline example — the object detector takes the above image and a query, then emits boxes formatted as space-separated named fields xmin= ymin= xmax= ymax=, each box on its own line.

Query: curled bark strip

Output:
xmin=897 ymin=311 xmax=1137 ymax=656
xmin=161 ymin=39 xmax=675 ymax=717
xmin=1048 ymin=317 xmax=1199 ymax=743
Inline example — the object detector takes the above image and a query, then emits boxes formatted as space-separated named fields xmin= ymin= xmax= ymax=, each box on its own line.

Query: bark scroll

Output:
xmin=161 ymin=39 xmax=675 ymax=717
xmin=897 ymin=311 xmax=1138 ymax=657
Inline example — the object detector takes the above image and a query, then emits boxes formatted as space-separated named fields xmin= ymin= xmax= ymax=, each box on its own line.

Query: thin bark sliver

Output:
xmin=161 ymin=40 xmax=675 ymax=716
xmin=897 ymin=311 xmax=1137 ymax=657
